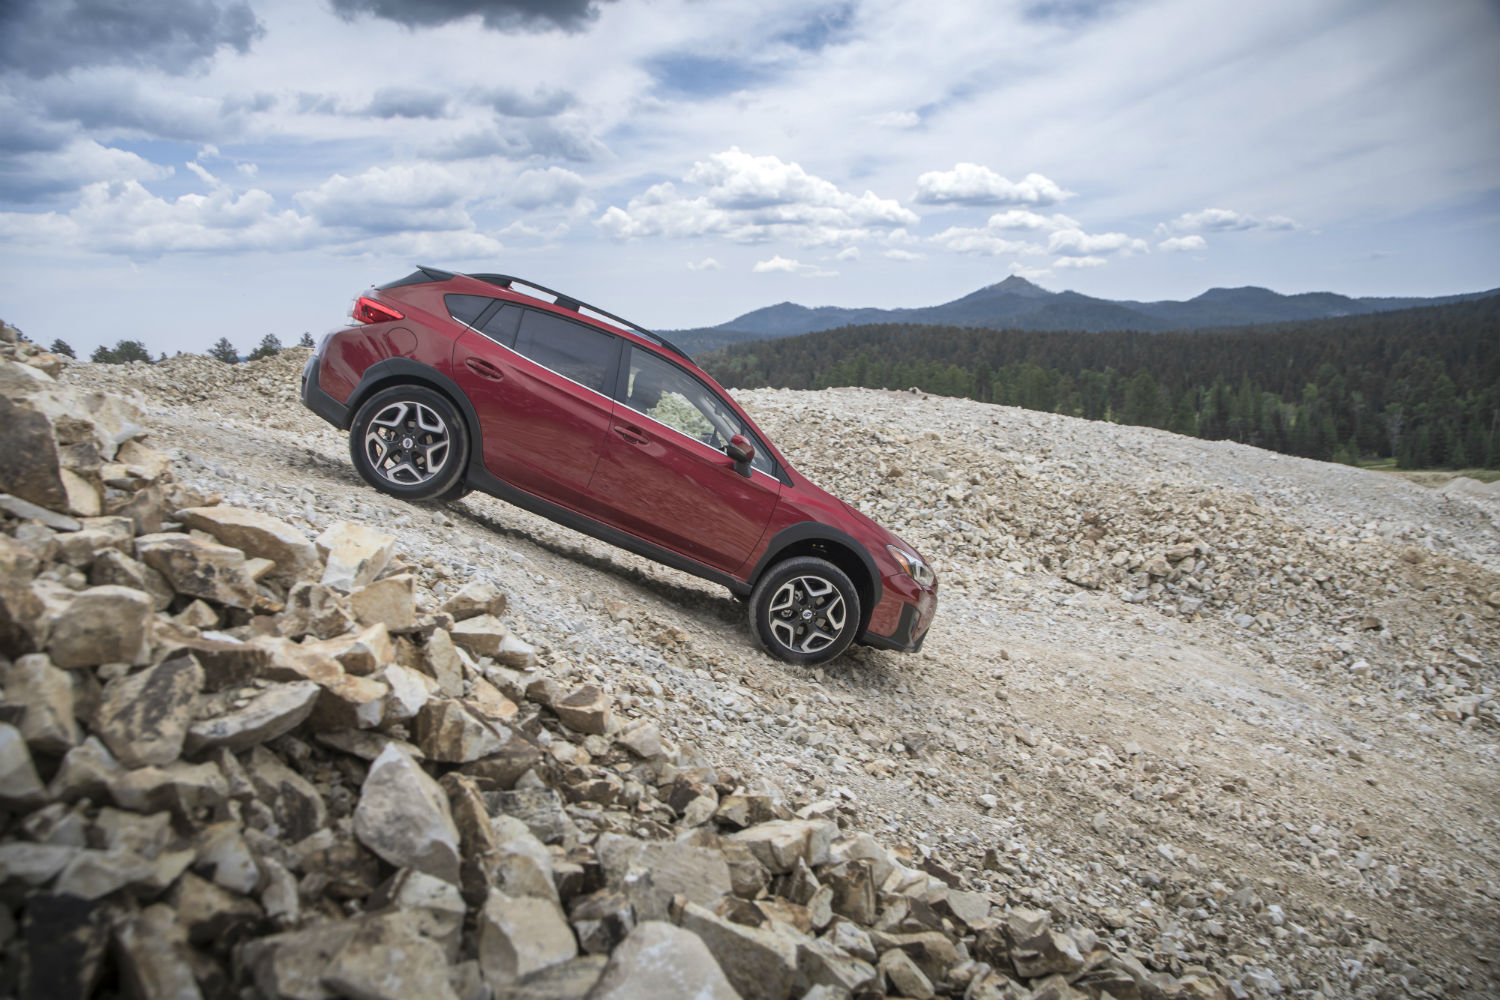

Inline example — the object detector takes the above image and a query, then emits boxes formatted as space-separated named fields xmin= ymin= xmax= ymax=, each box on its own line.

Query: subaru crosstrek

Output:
xmin=301 ymin=267 xmax=937 ymax=664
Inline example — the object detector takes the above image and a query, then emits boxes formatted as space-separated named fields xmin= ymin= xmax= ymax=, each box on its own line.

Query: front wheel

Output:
xmin=348 ymin=385 xmax=468 ymax=502
xmin=748 ymin=556 xmax=860 ymax=665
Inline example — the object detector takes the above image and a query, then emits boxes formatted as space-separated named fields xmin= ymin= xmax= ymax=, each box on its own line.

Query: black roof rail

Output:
xmin=423 ymin=267 xmax=689 ymax=360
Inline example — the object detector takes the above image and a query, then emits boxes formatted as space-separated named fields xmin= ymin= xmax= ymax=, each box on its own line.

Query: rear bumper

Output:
xmin=301 ymin=353 xmax=349 ymax=429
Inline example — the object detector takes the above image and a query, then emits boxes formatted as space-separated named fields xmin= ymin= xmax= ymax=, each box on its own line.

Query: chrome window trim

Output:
xmin=507 ymin=344 xmax=618 ymax=404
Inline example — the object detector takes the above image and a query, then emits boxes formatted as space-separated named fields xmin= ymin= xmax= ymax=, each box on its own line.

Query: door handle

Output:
xmin=613 ymin=424 xmax=648 ymax=445
xmin=465 ymin=357 xmax=504 ymax=380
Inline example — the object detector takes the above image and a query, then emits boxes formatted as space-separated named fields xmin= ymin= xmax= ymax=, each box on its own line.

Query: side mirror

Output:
xmin=726 ymin=434 xmax=754 ymax=477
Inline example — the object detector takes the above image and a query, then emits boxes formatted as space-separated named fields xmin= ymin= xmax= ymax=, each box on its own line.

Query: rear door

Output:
xmin=451 ymin=304 xmax=621 ymax=510
xmin=588 ymin=344 xmax=781 ymax=574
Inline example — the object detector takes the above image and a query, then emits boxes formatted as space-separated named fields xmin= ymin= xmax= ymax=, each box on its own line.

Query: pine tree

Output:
xmin=48 ymin=338 xmax=75 ymax=358
xmin=247 ymin=333 xmax=283 ymax=361
xmin=208 ymin=338 xmax=240 ymax=364
xmin=298 ymin=331 xmax=315 ymax=348
xmin=90 ymin=340 xmax=152 ymax=364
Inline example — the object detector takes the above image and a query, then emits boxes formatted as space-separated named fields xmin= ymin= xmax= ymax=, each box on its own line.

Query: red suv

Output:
xmin=301 ymin=267 xmax=936 ymax=663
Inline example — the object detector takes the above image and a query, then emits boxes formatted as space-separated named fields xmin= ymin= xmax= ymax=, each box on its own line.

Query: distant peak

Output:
xmin=1193 ymin=285 xmax=1276 ymax=300
xmin=968 ymin=274 xmax=1053 ymax=299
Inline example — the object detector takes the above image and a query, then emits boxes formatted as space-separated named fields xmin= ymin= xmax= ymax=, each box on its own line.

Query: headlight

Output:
xmin=887 ymin=545 xmax=936 ymax=587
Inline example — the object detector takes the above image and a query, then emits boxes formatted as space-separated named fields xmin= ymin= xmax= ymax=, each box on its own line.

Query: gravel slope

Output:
xmin=69 ymin=351 xmax=1500 ymax=999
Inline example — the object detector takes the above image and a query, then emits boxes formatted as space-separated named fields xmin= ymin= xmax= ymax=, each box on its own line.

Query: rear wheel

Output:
xmin=349 ymin=385 xmax=468 ymax=502
xmin=748 ymin=556 xmax=860 ymax=665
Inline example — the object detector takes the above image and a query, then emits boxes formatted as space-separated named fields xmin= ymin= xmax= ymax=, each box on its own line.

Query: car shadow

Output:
xmin=449 ymin=496 xmax=735 ymax=615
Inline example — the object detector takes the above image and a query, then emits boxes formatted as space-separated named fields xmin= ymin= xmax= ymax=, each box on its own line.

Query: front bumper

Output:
xmin=301 ymin=352 xmax=349 ymax=429
xmin=860 ymin=588 xmax=937 ymax=653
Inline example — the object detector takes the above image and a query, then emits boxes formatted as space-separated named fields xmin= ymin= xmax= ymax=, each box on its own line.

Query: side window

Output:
xmin=513 ymin=310 xmax=617 ymax=394
xmin=478 ymin=304 xmax=520 ymax=347
xmin=445 ymin=294 xmax=492 ymax=327
xmin=624 ymin=347 xmax=775 ymax=476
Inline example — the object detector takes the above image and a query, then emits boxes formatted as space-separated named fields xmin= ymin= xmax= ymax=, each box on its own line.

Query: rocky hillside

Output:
xmin=1 ymin=328 xmax=1496 ymax=999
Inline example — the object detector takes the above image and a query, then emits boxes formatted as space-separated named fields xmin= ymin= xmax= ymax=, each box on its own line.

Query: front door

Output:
xmin=588 ymin=345 xmax=781 ymax=574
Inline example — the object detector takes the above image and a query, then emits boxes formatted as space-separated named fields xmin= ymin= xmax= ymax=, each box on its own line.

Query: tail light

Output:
xmin=353 ymin=296 xmax=404 ymax=324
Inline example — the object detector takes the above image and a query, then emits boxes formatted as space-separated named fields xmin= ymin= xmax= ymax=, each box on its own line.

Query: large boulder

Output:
xmin=92 ymin=654 xmax=204 ymax=768
xmin=177 ymin=505 xmax=319 ymax=583
xmin=730 ymin=819 xmax=838 ymax=875
xmin=46 ymin=585 xmax=153 ymax=669
xmin=595 ymin=834 xmax=732 ymax=922
xmin=135 ymin=533 xmax=261 ymax=609
xmin=0 ymin=395 xmax=65 ymax=510
xmin=317 ymin=521 xmax=397 ymax=592
xmin=438 ymin=579 xmax=507 ymax=621
xmin=587 ymin=921 xmax=741 ymax=1000
xmin=351 ymin=573 xmax=417 ymax=631
xmin=415 ymin=699 xmax=509 ymax=763
xmin=323 ymin=910 xmax=461 ymax=1000
xmin=477 ymin=890 xmax=578 ymax=988
xmin=678 ymin=901 xmax=800 ymax=1000
xmin=353 ymin=744 xmax=461 ymax=885
xmin=1 ymin=654 xmax=80 ymax=754
xmin=0 ymin=723 xmax=45 ymax=807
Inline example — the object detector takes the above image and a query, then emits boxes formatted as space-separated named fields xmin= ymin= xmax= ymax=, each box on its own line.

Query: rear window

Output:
xmin=513 ymin=309 xmax=617 ymax=394
xmin=445 ymin=294 xmax=493 ymax=326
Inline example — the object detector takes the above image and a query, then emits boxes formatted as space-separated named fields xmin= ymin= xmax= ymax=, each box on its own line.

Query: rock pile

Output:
xmin=1 ymin=345 xmax=1253 ymax=997
xmin=742 ymin=390 xmax=1499 ymax=728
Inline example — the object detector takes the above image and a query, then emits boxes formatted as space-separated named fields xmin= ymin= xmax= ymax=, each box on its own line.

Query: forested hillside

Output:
xmin=667 ymin=278 xmax=1498 ymax=354
xmin=703 ymin=296 xmax=1500 ymax=468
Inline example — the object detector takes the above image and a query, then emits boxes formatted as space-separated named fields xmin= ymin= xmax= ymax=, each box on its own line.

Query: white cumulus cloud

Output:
xmin=597 ymin=147 xmax=916 ymax=247
xmin=1054 ymin=255 xmax=1107 ymax=269
xmin=1157 ymin=207 xmax=1298 ymax=234
xmin=0 ymin=138 xmax=173 ymax=203
xmin=1158 ymin=234 xmax=1207 ymax=252
xmin=1048 ymin=228 xmax=1147 ymax=256
xmin=0 ymin=179 xmax=317 ymax=256
xmin=499 ymin=220 xmax=568 ymax=241
xmin=294 ymin=162 xmax=481 ymax=233
xmin=508 ymin=166 xmax=586 ymax=210
xmin=752 ymin=254 xmax=807 ymax=273
xmin=913 ymin=164 xmax=1071 ymax=207
xmin=931 ymin=227 xmax=1043 ymax=257
xmin=1009 ymin=264 xmax=1053 ymax=282
xmin=686 ymin=257 xmax=721 ymax=271
xmin=985 ymin=209 xmax=1079 ymax=231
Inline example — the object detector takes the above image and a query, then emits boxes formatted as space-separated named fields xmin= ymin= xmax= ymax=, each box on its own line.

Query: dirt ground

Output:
xmin=68 ymin=353 xmax=1500 ymax=999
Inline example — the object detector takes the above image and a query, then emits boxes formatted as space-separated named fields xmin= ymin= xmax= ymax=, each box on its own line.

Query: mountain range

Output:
xmin=666 ymin=277 xmax=1499 ymax=355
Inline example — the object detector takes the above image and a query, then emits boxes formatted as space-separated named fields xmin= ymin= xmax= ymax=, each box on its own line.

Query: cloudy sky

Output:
xmin=1 ymin=0 xmax=1496 ymax=358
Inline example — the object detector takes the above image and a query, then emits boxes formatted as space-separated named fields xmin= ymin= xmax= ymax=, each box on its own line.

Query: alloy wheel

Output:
xmin=767 ymin=574 xmax=847 ymax=655
xmin=362 ymin=400 xmax=451 ymax=486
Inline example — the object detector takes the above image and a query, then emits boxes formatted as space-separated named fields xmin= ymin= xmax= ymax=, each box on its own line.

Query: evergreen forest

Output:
xmin=700 ymin=296 xmax=1500 ymax=469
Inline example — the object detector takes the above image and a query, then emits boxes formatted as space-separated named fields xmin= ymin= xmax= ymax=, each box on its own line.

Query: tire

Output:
xmin=435 ymin=480 xmax=472 ymax=503
xmin=348 ymin=385 xmax=468 ymax=502
xmin=748 ymin=556 xmax=860 ymax=665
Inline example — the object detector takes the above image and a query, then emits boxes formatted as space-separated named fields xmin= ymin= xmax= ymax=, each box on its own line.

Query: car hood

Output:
xmin=837 ymin=498 xmax=931 ymax=565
